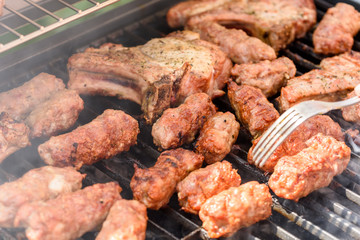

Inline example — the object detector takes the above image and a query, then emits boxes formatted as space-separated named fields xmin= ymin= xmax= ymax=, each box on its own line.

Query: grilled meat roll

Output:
xmin=38 ymin=109 xmax=139 ymax=170
xmin=269 ymin=134 xmax=351 ymax=201
xmin=131 ymin=148 xmax=204 ymax=210
xmin=0 ymin=166 xmax=83 ymax=228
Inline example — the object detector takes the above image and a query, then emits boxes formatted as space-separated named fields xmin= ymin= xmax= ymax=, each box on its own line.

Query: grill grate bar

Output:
xmin=4 ymin=5 xmax=43 ymax=29
xmin=57 ymin=0 xmax=81 ymax=12
xmin=24 ymin=0 xmax=62 ymax=20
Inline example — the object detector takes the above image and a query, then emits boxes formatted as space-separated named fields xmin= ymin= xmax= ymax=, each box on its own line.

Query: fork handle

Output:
xmin=328 ymin=96 xmax=360 ymax=110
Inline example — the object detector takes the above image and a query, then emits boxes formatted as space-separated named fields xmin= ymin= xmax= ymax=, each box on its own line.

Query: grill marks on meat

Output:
xmin=231 ymin=57 xmax=296 ymax=97
xmin=68 ymin=31 xmax=231 ymax=124
xmin=199 ymin=181 xmax=272 ymax=238
xmin=269 ymin=134 xmax=351 ymax=201
xmin=96 ymin=199 xmax=147 ymax=240
xmin=248 ymin=115 xmax=344 ymax=172
xmin=0 ymin=112 xmax=30 ymax=163
xmin=152 ymin=93 xmax=216 ymax=150
xmin=177 ymin=160 xmax=241 ymax=214
xmin=0 ymin=166 xmax=83 ymax=228
xmin=0 ymin=73 xmax=65 ymax=121
xmin=131 ymin=148 xmax=204 ymax=210
xmin=38 ymin=109 xmax=139 ymax=170
xmin=25 ymin=89 xmax=84 ymax=138
xmin=313 ymin=3 xmax=360 ymax=55
xmin=14 ymin=182 xmax=121 ymax=240
xmin=194 ymin=112 xmax=239 ymax=164
xmin=228 ymin=81 xmax=279 ymax=138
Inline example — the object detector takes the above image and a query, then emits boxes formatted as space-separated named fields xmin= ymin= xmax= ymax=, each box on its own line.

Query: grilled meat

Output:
xmin=320 ymin=51 xmax=360 ymax=73
xmin=231 ymin=57 xmax=296 ymax=97
xmin=228 ymin=81 xmax=279 ymax=138
xmin=0 ymin=112 xmax=30 ymax=163
xmin=131 ymin=148 xmax=203 ymax=210
xmin=0 ymin=73 xmax=65 ymax=121
xmin=248 ymin=115 xmax=344 ymax=172
xmin=194 ymin=112 xmax=239 ymax=164
xmin=313 ymin=3 xmax=360 ymax=55
xmin=67 ymin=31 xmax=231 ymax=124
xmin=14 ymin=182 xmax=121 ymax=240
xmin=177 ymin=160 xmax=241 ymax=214
xmin=38 ymin=109 xmax=139 ymax=170
xmin=269 ymin=134 xmax=351 ymax=201
xmin=0 ymin=166 xmax=83 ymax=228
xmin=152 ymin=93 xmax=216 ymax=150
xmin=199 ymin=181 xmax=272 ymax=238
xmin=25 ymin=89 xmax=84 ymax=138
xmin=342 ymin=91 xmax=360 ymax=124
xmin=0 ymin=0 xmax=4 ymax=16
xmin=96 ymin=199 xmax=147 ymax=240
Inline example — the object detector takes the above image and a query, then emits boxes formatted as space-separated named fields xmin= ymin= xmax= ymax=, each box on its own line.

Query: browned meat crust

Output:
xmin=269 ymin=134 xmax=351 ymax=201
xmin=131 ymin=148 xmax=204 ymax=210
xmin=231 ymin=57 xmax=296 ymax=97
xmin=96 ymin=199 xmax=147 ymax=240
xmin=14 ymin=182 xmax=121 ymax=240
xmin=187 ymin=21 xmax=276 ymax=64
xmin=320 ymin=51 xmax=360 ymax=73
xmin=248 ymin=115 xmax=344 ymax=172
xmin=0 ymin=112 xmax=30 ymax=163
xmin=152 ymin=93 xmax=216 ymax=150
xmin=194 ymin=112 xmax=239 ymax=164
xmin=313 ymin=3 xmax=360 ymax=55
xmin=177 ymin=161 xmax=241 ymax=214
xmin=38 ymin=109 xmax=139 ymax=170
xmin=227 ymin=81 xmax=279 ymax=138
xmin=25 ymin=89 xmax=84 ymax=138
xmin=0 ymin=73 xmax=65 ymax=121
xmin=342 ymin=91 xmax=360 ymax=124
xmin=199 ymin=181 xmax=272 ymax=238
xmin=0 ymin=166 xmax=83 ymax=228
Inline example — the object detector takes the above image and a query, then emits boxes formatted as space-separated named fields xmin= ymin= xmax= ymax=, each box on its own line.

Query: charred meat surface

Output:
xmin=96 ymin=199 xmax=147 ymax=240
xmin=67 ymin=31 xmax=231 ymax=123
xmin=194 ymin=111 xmax=239 ymax=164
xmin=14 ymin=182 xmax=121 ymax=240
xmin=231 ymin=57 xmax=296 ymax=97
xmin=38 ymin=109 xmax=139 ymax=170
xmin=152 ymin=93 xmax=216 ymax=150
xmin=320 ymin=51 xmax=360 ymax=73
xmin=0 ymin=166 xmax=83 ymax=228
xmin=0 ymin=73 xmax=65 ymax=121
xmin=131 ymin=148 xmax=204 ymax=210
xmin=248 ymin=115 xmax=344 ymax=172
xmin=313 ymin=3 xmax=360 ymax=55
xmin=269 ymin=134 xmax=351 ymax=201
xmin=228 ymin=81 xmax=279 ymax=138
xmin=0 ymin=112 xmax=30 ymax=164
xmin=177 ymin=160 xmax=241 ymax=214
xmin=199 ymin=181 xmax=272 ymax=238
xmin=25 ymin=89 xmax=84 ymax=138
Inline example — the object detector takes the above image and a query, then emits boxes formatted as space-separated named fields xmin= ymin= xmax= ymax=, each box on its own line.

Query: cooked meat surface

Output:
xmin=228 ymin=81 xmax=279 ymax=138
xmin=248 ymin=115 xmax=344 ymax=172
xmin=67 ymin=31 xmax=231 ymax=123
xmin=278 ymin=69 xmax=360 ymax=112
xmin=96 ymin=199 xmax=147 ymax=240
xmin=0 ymin=0 xmax=4 ymax=16
xmin=269 ymin=134 xmax=351 ymax=201
xmin=152 ymin=93 xmax=216 ymax=150
xmin=320 ymin=51 xmax=360 ymax=73
xmin=0 ymin=73 xmax=65 ymax=121
xmin=187 ymin=21 xmax=276 ymax=64
xmin=131 ymin=148 xmax=203 ymax=210
xmin=0 ymin=112 xmax=30 ymax=163
xmin=0 ymin=166 xmax=83 ymax=228
xmin=25 ymin=89 xmax=84 ymax=138
xmin=38 ymin=109 xmax=139 ymax=170
xmin=177 ymin=160 xmax=241 ymax=214
xmin=169 ymin=0 xmax=316 ymax=52
xmin=194 ymin=112 xmax=239 ymax=164
xmin=231 ymin=57 xmax=296 ymax=97
xmin=342 ymin=91 xmax=360 ymax=124
xmin=199 ymin=181 xmax=272 ymax=238
xmin=14 ymin=182 xmax=121 ymax=240
xmin=313 ymin=3 xmax=360 ymax=55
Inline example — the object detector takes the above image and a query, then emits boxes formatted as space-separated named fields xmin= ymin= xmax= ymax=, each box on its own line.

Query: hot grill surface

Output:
xmin=1 ymin=0 xmax=360 ymax=239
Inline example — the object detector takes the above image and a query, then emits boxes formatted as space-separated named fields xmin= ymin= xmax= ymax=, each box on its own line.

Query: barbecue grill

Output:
xmin=1 ymin=0 xmax=360 ymax=239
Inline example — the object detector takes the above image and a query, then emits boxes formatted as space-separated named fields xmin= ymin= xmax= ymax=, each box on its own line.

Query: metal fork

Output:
xmin=252 ymin=96 xmax=360 ymax=168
